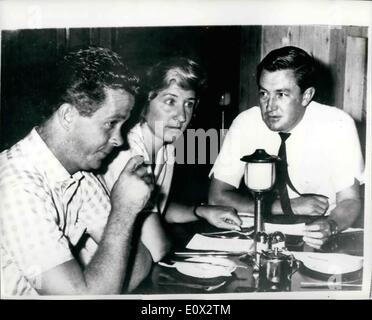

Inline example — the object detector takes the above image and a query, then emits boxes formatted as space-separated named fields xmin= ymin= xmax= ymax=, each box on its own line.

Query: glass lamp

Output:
xmin=240 ymin=149 xmax=278 ymax=234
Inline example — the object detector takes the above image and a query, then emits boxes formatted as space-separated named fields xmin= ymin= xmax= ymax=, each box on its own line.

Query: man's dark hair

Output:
xmin=49 ymin=46 xmax=139 ymax=118
xmin=256 ymin=46 xmax=316 ymax=92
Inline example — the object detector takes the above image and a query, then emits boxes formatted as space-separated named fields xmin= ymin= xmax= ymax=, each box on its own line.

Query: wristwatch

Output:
xmin=327 ymin=219 xmax=339 ymax=236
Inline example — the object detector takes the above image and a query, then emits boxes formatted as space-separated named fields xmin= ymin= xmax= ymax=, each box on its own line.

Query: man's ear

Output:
xmin=301 ymin=87 xmax=315 ymax=107
xmin=57 ymin=103 xmax=77 ymax=130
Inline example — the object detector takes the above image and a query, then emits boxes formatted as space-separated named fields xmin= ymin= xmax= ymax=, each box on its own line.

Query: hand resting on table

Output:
xmin=194 ymin=205 xmax=242 ymax=231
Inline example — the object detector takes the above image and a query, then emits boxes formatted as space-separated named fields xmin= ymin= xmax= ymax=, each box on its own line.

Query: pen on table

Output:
xmin=201 ymin=227 xmax=254 ymax=237
xmin=175 ymin=251 xmax=228 ymax=256
xmin=174 ymin=251 xmax=248 ymax=257
xmin=168 ymin=259 xmax=248 ymax=269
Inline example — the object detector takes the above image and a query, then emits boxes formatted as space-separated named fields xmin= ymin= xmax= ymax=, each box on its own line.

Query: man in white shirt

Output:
xmin=0 ymin=47 xmax=153 ymax=295
xmin=209 ymin=46 xmax=364 ymax=249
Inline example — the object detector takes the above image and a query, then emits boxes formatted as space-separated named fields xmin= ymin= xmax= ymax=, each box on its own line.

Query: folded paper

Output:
xmin=238 ymin=214 xmax=306 ymax=236
xmin=186 ymin=233 xmax=254 ymax=252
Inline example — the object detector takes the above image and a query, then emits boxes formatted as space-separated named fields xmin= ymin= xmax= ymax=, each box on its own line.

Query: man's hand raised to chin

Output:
xmin=110 ymin=155 xmax=154 ymax=216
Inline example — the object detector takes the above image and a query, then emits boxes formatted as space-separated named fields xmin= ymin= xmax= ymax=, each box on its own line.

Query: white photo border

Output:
xmin=0 ymin=0 xmax=371 ymax=300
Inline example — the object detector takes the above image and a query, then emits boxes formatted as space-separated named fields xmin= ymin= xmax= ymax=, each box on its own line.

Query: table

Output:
xmin=134 ymin=217 xmax=364 ymax=294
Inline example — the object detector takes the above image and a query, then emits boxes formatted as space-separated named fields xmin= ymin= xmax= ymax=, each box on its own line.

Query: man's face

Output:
xmin=145 ymin=82 xmax=196 ymax=144
xmin=70 ymin=88 xmax=134 ymax=171
xmin=258 ymin=69 xmax=307 ymax=132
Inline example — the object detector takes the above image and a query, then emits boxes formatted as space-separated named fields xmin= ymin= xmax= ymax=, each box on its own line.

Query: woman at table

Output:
xmin=101 ymin=57 xmax=241 ymax=261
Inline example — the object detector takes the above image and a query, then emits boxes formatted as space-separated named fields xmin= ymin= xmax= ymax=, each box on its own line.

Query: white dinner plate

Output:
xmin=175 ymin=257 xmax=236 ymax=279
xmin=292 ymin=252 xmax=363 ymax=275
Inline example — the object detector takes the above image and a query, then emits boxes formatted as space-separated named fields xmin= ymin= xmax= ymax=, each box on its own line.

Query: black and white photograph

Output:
xmin=0 ymin=0 xmax=371 ymax=301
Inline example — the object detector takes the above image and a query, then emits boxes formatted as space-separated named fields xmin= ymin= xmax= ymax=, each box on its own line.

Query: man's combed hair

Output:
xmin=51 ymin=46 xmax=140 ymax=117
xmin=256 ymin=46 xmax=316 ymax=92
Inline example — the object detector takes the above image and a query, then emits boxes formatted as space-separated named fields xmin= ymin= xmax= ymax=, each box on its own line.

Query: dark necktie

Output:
xmin=276 ymin=132 xmax=301 ymax=215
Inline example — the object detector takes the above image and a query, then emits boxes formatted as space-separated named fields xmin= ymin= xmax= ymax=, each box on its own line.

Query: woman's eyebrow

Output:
xmin=160 ymin=92 xmax=196 ymax=100
xmin=160 ymin=92 xmax=178 ymax=97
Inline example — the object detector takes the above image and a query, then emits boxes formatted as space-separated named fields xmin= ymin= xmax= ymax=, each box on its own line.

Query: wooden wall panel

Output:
xmin=68 ymin=28 xmax=90 ymax=49
xmin=262 ymin=26 xmax=331 ymax=64
xmin=1 ymin=29 xmax=60 ymax=148
xmin=345 ymin=26 xmax=369 ymax=38
xmin=262 ymin=26 xmax=300 ymax=58
xmin=241 ymin=25 xmax=368 ymax=119
xmin=343 ymin=36 xmax=367 ymax=122
xmin=299 ymin=26 xmax=331 ymax=64
xmin=56 ymin=29 xmax=67 ymax=55
xmin=90 ymin=28 xmax=113 ymax=49
xmin=329 ymin=27 xmax=347 ymax=109
xmin=239 ymin=26 xmax=262 ymax=111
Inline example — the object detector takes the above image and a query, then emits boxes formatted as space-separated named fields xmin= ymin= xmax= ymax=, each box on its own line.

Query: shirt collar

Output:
xmin=286 ymin=101 xmax=314 ymax=136
xmin=24 ymin=128 xmax=84 ymax=186
xmin=129 ymin=122 xmax=175 ymax=163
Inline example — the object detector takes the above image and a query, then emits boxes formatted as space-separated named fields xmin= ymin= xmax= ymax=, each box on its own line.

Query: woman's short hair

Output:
xmin=132 ymin=56 xmax=207 ymax=123
xmin=144 ymin=56 xmax=207 ymax=101
xmin=50 ymin=46 xmax=139 ymax=117
xmin=256 ymin=46 xmax=316 ymax=92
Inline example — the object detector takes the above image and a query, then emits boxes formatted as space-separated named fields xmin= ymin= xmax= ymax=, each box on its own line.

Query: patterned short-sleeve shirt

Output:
xmin=0 ymin=128 xmax=111 ymax=296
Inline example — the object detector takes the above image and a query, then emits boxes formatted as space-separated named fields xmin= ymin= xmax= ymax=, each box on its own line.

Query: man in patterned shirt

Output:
xmin=0 ymin=47 xmax=153 ymax=295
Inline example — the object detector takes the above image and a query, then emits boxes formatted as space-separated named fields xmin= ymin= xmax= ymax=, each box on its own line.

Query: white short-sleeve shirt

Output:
xmin=210 ymin=101 xmax=365 ymax=210
xmin=0 ymin=129 xmax=111 ymax=295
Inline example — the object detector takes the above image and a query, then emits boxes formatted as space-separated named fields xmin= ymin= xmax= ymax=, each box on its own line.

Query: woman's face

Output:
xmin=145 ymin=81 xmax=197 ymax=143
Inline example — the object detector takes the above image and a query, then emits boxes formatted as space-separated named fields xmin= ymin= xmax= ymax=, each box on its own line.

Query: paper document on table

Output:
xmin=238 ymin=213 xmax=306 ymax=236
xmin=186 ymin=234 xmax=254 ymax=252
xmin=265 ymin=222 xmax=306 ymax=236
xmin=238 ymin=215 xmax=254 ymax=228
xmin=341 ymin=227 xmax=363 ymax=233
